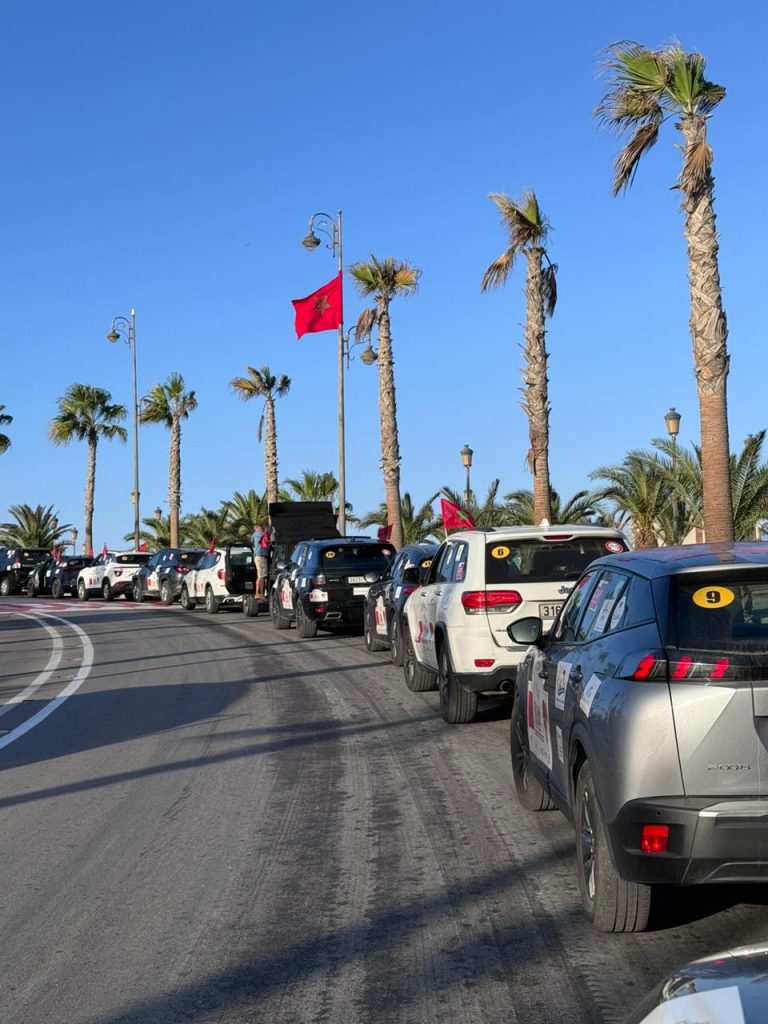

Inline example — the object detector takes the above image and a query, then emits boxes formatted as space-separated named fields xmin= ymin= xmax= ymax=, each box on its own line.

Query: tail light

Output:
xmin=461 ymin=590 xmax=522 ymax=614
xmin=12 ymin=561 xmax=21 ymax=569
xmin=178 ymin=566 xmax=190 ymax=574
xmin=667 ymin=653 xmax=736 ymax=681
xmin=403 ymin=585 xmax=418 ymax=597
xmin=641 ymin=824 xmax=669 ymax=853
xmin=114 ymin=570 xmax=123 ymax=578
xmin=617 ymin=651 xmax=668 ymax=681
xmin=311 ymin=574 xmax=327 ymax=586
xmin=474 ymin=658 xmax=495 ymax=668
xmin=217 ymin=569 xmax=226 ymax=580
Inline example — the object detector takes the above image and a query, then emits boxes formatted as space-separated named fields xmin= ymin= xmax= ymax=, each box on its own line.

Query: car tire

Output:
xmin=0 ymin=574 xmax=13 ymax=597
xmin=403 ymin=624 xmax=437 ymax=693
xmin=438 ymin=645 xmax=478 ymax=724
xmin=160 ymin=580 xmax=174 ymax=606
xmin=180 ymin=585 xmax=195 ymax=610
xmin=270 ymin=590 xmax=291 ymax=630
xmin=133 ymin=581 xmax=144 ymax=602
xmin=243 ymin=594 xmax=259 ymax=617
xmin=27 ymin=576 xmax=39 ymax=597
xmin=51 ymin=579 xmax=64 ymax=599
xmin=575 ymin=762 xmax=652 ymax=933
xmin=204 ymin=587 xmax=219 ymax=614
xmin=78 ymin=579 xmax=89 ymax=602
xmin=509 ymin=696 xmax=556 ymax=811
xmin=364 ymin=609 xmax=387 ymax=652
xmin=102 ymin=580 xmax=113 ymax=602
xmin=390 ymin=616 xmax=404 ymax=666
xmin=295 ymin=600 xmax=318 ymax=639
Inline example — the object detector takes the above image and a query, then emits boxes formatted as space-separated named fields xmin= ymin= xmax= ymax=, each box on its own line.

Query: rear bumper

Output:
xmin=303 ymin=595 xmax=365 ymax=625
xmin=453 ymin=665 xmax=518 ymax=693
xmin=611 ymin=796 xmax=768 ymax=885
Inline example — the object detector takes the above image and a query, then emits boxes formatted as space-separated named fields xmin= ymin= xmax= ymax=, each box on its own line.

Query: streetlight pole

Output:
xmin=460 ymin=444 xmax=473 ymax=506
xmin=664 ymin=407 xmax=681 ymax=447
xmin=107 ymin=309 xmax=140 ymax=550
xmin=302 ymin=211 xmax=346 ymax=536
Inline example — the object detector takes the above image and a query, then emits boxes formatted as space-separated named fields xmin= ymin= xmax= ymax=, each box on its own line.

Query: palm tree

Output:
xmin=279 ymin=470 xmax=339 ymax=503
xmin=49 ymin=384 xmax=127 ymax=555
xmin=0 ymin=504 xmax=71 ymax=547
xmin=181 ymin=506 xmax=239 ymax=549
xmin=222 ymin=489 xmax=269 ymax=542
xmin=591 ymin=454 xmax=677 ymax=548
xmin=351 ymin=256 xmax=421 ymax=550
xmin=0 ymin=405 xmax=12 ymax=454
xmin=439 ymin=481 xmax=509 ymax=529
xmin=596 ymin=41 xmax=733 ymax=542
xmin=230 ymin=366 xmax=291 ymax=508
xmin=481 ymin=190 xmax=557 ymax=525
xmin=504 ymin=488 xmax=605 ymax=526
xmin=140 ymin=373 xmax=198 ymax=548
xmin=122 ymin=514 xmax=175 ymax=550
xmin=357 ymin=492 xmax=441 ymax=545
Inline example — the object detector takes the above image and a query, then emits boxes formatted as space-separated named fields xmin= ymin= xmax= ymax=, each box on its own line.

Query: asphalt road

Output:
xmin=1 ymin=596 xmax=767 ymax=1024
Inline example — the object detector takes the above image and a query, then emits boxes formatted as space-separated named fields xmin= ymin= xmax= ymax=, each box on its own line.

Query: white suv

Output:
xmin=402 ymin=525 xmax=629 ymax=723
xmin=77 ymin=551 xmax=151 ymax=601
xmin=179 ymin=544 xmax=256 ymax=614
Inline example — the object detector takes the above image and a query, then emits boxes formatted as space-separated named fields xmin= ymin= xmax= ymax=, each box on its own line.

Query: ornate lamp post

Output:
xmin=460 ymin=444 xmax=474 ymax=506
xmin=106 ymin=309 xmax=140 ymax=550
xmin=154 ymin=506 xmax=163 ymax=521
xmin=71 ymin=527 xmax=78 ymax=555
xmin=664 ymin=407 xmax=681 ymax=446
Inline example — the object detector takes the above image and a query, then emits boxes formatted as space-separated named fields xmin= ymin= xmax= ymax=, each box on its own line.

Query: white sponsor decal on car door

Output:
xmin=527 ymin=659 xmax=552 ymax=770
xmin=555 ymin=661 xmax=571 ymax=711
xmin=579 ymin=674 xmax=602 ymax=717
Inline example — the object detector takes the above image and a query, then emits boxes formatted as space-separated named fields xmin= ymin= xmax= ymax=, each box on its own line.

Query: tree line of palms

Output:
xmin=1 ymin=42 xmax=742 ymax=552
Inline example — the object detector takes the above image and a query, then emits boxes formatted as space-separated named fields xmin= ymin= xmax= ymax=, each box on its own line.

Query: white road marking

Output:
xmin=0 ymin=615 xmax=63 ymax=717
xmin=0 ymin=610 xmax=94 ymax=750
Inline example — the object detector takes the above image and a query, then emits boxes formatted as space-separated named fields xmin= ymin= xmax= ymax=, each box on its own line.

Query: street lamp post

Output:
xmin=460 ymin=444 xmax=474 ymax=506
xmin=71 ymin=527 xmax=78 ymax=555
xmin=301 ymin=211 xmax=347 ymax=535
xmin=664 ymin=407 xmax=681 ymax=446
xmin=106 ymin=309 xmax=140 ymax=551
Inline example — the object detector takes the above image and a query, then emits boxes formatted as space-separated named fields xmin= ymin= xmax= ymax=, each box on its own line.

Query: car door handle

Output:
xmin=433 ymin=589 xmax=442 ymax=596
xmin=571 ymin=666 xmax=584 ymax=685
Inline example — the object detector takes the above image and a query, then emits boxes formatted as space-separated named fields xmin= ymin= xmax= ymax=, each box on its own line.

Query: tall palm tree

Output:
xmin=230 ymin=366 xmax=291 ymax=508
xmin=181 ymin=506 xmax=239 ymax=549
xmin=503 ymin=488 xmax=605 ymax=526
xmin=279 ymin=470 xmax=339 ymax=503
xmin=0 ymin=504 xmax=71 ymax=548
xmin=122 ymin=514 xmax=176 ymax=551
xmin=351 ymin=256 xmax=421 ymax=551
xmin=140 ymin=372 xmax=198 ymax=548
xmin=49 ymin=384 xmax=127 ymax=555
xmin=358 ymin=492 xmax=441 ymax=545
xmin=596 ymin=41 xmax=733 ymax=542
xmin=0 ymin=404 xmax=12 ymax=454
xmin=481 ymin=190 xmax=557 ymax=525
xmin=439 ymin=481 xmax=509 ymax=529
xmin=591 ymin=454 xmax=676 ymax=548
xmin=222 ymin=489 xmax=269 ymax=542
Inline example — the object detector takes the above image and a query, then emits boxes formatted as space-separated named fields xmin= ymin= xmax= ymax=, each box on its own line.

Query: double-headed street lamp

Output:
xmin=106 ymin=309 xmax=140 ymax=551
xmin=460 ymin=444 xmax=474 ymax=506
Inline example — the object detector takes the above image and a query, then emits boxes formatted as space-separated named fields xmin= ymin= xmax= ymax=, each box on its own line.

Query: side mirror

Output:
xmin=402 ymin=566 xmax=420 ymax=586
xmin=507 ymin=617 xmax=544 ymax=646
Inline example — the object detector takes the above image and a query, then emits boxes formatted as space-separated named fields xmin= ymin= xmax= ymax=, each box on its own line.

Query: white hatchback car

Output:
xmin=402 ymin=525 xmax=629 ymax=723
xmin=77 ymin=550 xmax=151 ymax=601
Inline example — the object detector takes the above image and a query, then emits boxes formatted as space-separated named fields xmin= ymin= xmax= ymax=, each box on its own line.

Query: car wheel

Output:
xmin=390 ymin=616 xmax=404 ymax=666
xmin=509 ymin=695 xmax=555 ymax=811
xmin=133 ymin=581 xmax=144 ymax=602
xmin=243 ymin=594 xmax=259 ymax=617
xmin=51 ymin=579 xmax=64 ymax=599
xmin=78 ymin=579 xmax=89 ymax=602
xmin=402 ymin=624 xmax=437 ymax=693
xmin=102 ymin=580 xmax=113 ymax=602
xmin=180 ymin=585 xmax=195 ymax=610
xmin=438 ymin=645 xmax=478 ymax=724
xmin=0 ymin=574 xmax=13 ymax=597
xmin=160 ymin=580 xmax=174 ymax=606
xmin=364 ymin=609 xmax=387 ymax=652
xmin=270 ymin=590 xmax=290 ymax=630
xmin=295 ymin=599 xmax=318 ymax=638
xmin=575 ymin=762 xmax=652 ymax=933
xmin=204 ymin=587 xmax=219 ymax=614
xmin=27 ymin=576 xmax=39 ymax=597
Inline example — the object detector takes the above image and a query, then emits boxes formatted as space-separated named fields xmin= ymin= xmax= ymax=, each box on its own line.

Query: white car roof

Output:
xmin=447 ymin=524 xmax=627 ymax=541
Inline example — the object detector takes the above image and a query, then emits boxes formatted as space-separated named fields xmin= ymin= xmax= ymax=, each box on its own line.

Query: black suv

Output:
xmin=133 ymin=548 xmax=205 ymax=604
xmin=28 ymin=555 xmax=94 ymax=598
xmin=0 ymin=546 xmax=49 ymax=596
xmin=271 ymin=537 xmax=395 ymax=638
xmin=363 ymin=542 xmax=438 ymax=661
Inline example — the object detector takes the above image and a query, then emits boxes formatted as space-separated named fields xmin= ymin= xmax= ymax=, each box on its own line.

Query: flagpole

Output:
xmin=336 ymin=210 xmax=346 ymax=537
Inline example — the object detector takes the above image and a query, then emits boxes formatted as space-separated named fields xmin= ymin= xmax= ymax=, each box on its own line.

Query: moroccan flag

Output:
xmin=139 ymin=542 xmax=148 ymax=552
xmin=377 ymin=524 xmax=393 ymax=542
xmin=52 ymin=547 xmax=61 ymax=564
xmin=292 ymin=273 xmax=343 ymax=338
xmin=101 ymin=543 xmax=109 ymax=558
xmin=208 ymin=538 xmax=216 ymax=554
xmin=440 ymin=499 xmax=475 ymax=530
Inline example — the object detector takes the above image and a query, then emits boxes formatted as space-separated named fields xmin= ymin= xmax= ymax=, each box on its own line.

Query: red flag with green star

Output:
xmin=292 ymin=273 xmax=343 ymax=338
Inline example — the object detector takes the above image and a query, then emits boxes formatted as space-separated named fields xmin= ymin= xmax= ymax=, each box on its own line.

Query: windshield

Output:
xmin=228 ymin=546 xmax=254 ymax=567
xmin=320 ymin=544 xmax=395 ymax=570
xmin=484 ymin=537 xmax=627 ymax=585
xmin=115 ymin=553 xmax=151 ymax=565
xmin=670 ymin=571 xmax=768 ymax=651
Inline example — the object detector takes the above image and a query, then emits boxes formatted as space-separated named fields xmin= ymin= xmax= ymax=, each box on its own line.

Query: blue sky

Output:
xmin=1 ymin=1 xmax=764 ymax=546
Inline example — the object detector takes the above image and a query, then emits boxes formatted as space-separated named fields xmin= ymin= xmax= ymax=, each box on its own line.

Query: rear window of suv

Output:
xmin=320 ymin=544 xmax=395 ymax=569
xmin=484 ymin=537 xmax=627 ymax=585
xmin=670 ymin=572 xmax=768 ymax=651
xmin=115 ymin=553 xmax=151 ymax=565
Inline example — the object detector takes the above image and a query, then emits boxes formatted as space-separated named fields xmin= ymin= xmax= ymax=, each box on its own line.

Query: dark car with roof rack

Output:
xmin=362 ymin=541 xmax=438 ymax=662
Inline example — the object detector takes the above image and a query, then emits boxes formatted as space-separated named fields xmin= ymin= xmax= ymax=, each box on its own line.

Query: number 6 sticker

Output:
xmin=692 ymin=585 xmax=735 ymax=609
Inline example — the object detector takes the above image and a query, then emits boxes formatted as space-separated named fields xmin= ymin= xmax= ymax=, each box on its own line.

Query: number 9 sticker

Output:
xmin=491 ymin=545 xmax=510 ymax=559
xmin=692 ymin=585 xmax=735 ymax=609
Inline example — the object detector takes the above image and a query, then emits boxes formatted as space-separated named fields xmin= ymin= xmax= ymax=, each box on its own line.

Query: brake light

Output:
xmin=178 ymin=566 xmax=190 ymax=574
xmin=672 ymin=656 xmax=692 ymax=680
xmin=667 ymin=653 xmax=735 ymax=681
xmin=711 ymin=657 xmax=729 ymax=680
xmin=12 ymin=561 xmax=21 ymax=569
xmin=217 ymin=569 xmax=226 ymax=580
xmin=641 ymin=824 xmax=668 ymax=853
xmin=542 ymin=534 xmax=573 ymax=541
xmin=617 ymin=651 xmax=668 ymax=681
xmin=114 ymin=570 xmax=123 ymax=578
xmin=403 ymin=585 xmax=418 ymax=597
xmin=461 ymin=590 xmax=522 ymax=614
xmin=474 ymin=658 xmax=495 ymax=668
xmin=311 ymin=574 xmax=327 ymax=586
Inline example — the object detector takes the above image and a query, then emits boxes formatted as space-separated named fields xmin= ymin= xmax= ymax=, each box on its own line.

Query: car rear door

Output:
xmin=225 ymin=545 xmax=255 ymax=595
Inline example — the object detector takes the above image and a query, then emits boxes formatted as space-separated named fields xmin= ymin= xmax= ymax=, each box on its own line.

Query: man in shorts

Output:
xmin=252 ymin=521 xmax=271 ymax=599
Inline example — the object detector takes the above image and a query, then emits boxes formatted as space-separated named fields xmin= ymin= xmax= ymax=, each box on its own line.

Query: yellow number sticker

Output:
xmin=491 ymin=545 xmax=510 ymax=559
xmin=420 ymin=559 xmax=432 ymax=569
xmin=324 ymin=550 xmax=336 ymax=558
xmin=692 ymin=586 xmax=735 ymax=609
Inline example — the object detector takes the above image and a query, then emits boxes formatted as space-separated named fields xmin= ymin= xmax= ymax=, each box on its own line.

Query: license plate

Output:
xmin=353 ymin=586 xmax=370 ymax=596
xmin=539 ymin=602 xmax=562 ymax=619
xmin=245 ymin=582 xmax=254 ymax=590
xmin=349 ymin=576 xmax=367 ymax=584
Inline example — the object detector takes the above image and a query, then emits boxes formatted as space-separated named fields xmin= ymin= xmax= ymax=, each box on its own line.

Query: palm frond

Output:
xmin=612 ymin=121 xmax=661 ymax=195
xmin=480 ymin=249 xmax=515 ymax=292
xmin=541 ymin=263 xmax=558 ymax=317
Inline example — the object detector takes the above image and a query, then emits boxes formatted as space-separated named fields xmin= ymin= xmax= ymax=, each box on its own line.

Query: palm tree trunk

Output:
xmin=681 ymin=116 xmax=734 ymax=543
xmin=376 ymin=299 xmax=403 ymax=549
xmin=524 ymin=248 xmax=553 ymax=524
xmin=265 ymin=398 xmax=278 ymax=507
xmin=169 ymin=417 xmax=181 ymax=548
xmin=84 ymin=431 xmax=97 ymax=555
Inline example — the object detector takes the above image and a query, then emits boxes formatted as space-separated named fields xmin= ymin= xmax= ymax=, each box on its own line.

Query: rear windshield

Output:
xmin=116 ymin=553 xmax=151 ymax=565
xmin=485 ymin=537 xmax=627 ymax=585
xmin=18 ymin=549 xmax=49 ymax=564
xmin=670 ymin=572 xmax=768 ymax=651
xmin=320 ymin=544 xmax=395 ymax=569
xmin=228 ymin=546 xmax=254 ymax=567
xmin=60 ymin=558 xmax=91 ymax=569
xmin=167 ymin=549 xmax=205 ymax=562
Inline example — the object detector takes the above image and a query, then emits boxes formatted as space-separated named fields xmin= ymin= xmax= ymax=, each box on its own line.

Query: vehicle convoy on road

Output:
xmin=179 ymin=543 xmax=256 ymax=614
xmin=0 ymin=546 xmax=49 ymax=595
xmin=363 ymin=541 xmax=438 ymax=661
xmin=132 ymin=547 xmax=205 ymax=604
xmin=271 ymin=537 xmax=395 ymax=638
xmin=510 ymin=543 xmax=768 ymax=933
xmin=76 ymin=550 xmax=152 ymax=601
xmin=402 ymin=524 xmax=629 ymax=723
xmin=27 ymin=554 xmax=94 ymax=597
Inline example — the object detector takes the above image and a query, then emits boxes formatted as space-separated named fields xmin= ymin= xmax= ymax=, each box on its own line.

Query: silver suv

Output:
xmin=510 ymin=543 xmax=768 ymax=932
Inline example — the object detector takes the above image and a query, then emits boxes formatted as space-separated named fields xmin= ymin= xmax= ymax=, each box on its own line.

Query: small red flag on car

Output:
xmin=52 ymin=547 xmax=61 ymax=564
xmin=377 ymin=524 xmax=393 ymax=542
xmin=101 ymin=542 xmax=109 ymax=558
xmin=292 ymin=273 xmax=343 ymax=338
xmin=139 ymin=542 xmax=148 ymax=552
xmin=207 ymin=538 xmax=216 ymax=554
xmin=440 ymin=499 xmax=475 ymax=530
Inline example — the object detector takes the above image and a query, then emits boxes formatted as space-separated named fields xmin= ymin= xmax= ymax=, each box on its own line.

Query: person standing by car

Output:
xmin=252 ymin=521 xmax=271 ymax=600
